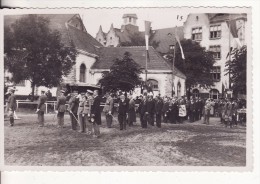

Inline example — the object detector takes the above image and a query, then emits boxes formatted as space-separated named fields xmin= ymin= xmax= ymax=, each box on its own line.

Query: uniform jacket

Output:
xmin=83 ymin=96 xmax=93 ymax=115
xmin=146 ymin=99 xmax=155 ymax=114
xmin=118 ymin=99 xmax=129 ymax=115
xmin=190 ymin=101 xmax=196 ymax=111
xmin=68 ymin=95 xmax=79 ymax=113
xmin=155 ymin=99 xmax=163 ymax=114
xmin=103 ymin=96 xmax=114 ymax=114
xmin=162 ymin=101 xmax=169 ymax=113
xmin=91 ymin=95 xmax=102 ymax=125
xmin=37 ymin=94 xmax=47 ymax=112
xmin=7 ymin=94 xmax=17 ymax=111
xmin=77 ymin=97 xmax=85 ymax=115
xmin=128 ymin=98 xmax=136 ymax=122
xmin=56 ymin=95 xmax=67 ymax=112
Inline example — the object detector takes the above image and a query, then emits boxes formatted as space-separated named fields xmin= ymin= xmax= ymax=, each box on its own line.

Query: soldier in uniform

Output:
xmin=146 ymin=94 xmax=155 ymax=126
xmin=6 ymin=88 xmax=17 ymax=126
xmin=203 ymin=99 xmax=212 ymax=125
xmin=56 ymin=90 xmax=67 ymax=128
xmin=91 ymin=90 xmax=102 ymax=137
xmin=154 ymin=95 xmax=163 ymax=128
xmin=68 ymin=90 xmax=79 ymax=130
xmin=36 ymin=90 xmax=47 ymax=127
xmin=118 ymin=94 xmax=129 ymax=130
xmin=77 ymin=92 xmax=86 ymax=132
xmin=128 ymin=94 xmax=136 ymax=127
xmin=103 ymin=92 xmax=114 ymax=128
xmin=162 ymin=97 xmax=169 ymax=123
xmin=83 ymin=90 xmax=94 ymax=135
xmin=189 ymin=98 xmax=196 ymax=122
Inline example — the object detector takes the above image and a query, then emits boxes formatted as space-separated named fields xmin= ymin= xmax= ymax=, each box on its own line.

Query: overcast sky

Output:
xmin=81 ymin=8 xmax=189 ymax=37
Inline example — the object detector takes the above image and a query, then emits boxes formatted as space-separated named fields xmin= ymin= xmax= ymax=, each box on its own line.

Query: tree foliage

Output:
xmin=166 ymin=39 xmax=215 ymax=96
xmin=225 ymin=45 xmax=247 ymax=95
xmin=4 ymin=15 xmax=78 ymax=96
xmin=99 ymin=52 xmax=143 ymax=92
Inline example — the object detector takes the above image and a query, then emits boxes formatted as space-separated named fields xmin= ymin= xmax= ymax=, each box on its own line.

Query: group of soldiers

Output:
xmin=5 ymin=86 xmax=245 ymax=138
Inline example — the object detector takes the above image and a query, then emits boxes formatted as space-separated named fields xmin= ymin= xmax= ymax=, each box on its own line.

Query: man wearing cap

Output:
xmin=103 ymin=92 xmax=114 ymax=128
xmin=77 ymin=92 xmax=86 ymax=132
xmin=118 ymin=94 xmax=129 ymax=130
xmin=68 ymin=90 xmax=79 ymax=130
xmin=154 ymin=95 xmax=163 ymax=128
xmin=84 ymin=90 xmax=94 ymax=134
xmin=36 ymin=90 xmax=47 ymax=127
xmin=56 ymin=90 xmax=67 ymax=128
xmin=6 ymin=88 xmax=17 ymax=126
xmin=91 ymin=90 xmax=102 ymax=137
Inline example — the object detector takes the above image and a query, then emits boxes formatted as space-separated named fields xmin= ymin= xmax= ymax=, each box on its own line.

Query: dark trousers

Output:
xmin=69 ymin=112 xmax=78 ymax=130
xmin=106 ymin=114 xmax=113 ymax=128
xmin=148 ymin=113 xmax=154 ymax=126
xmin=190 ymin=110 xmax=195 ymax=122
xmin=118 ymin=114 xmax=126 ymax=130
xmin=140 ymin=113 xmax=147 ymax=128
xmin=37 ymin=111 xmax=44 ymax=125
xmin=57 ymin=112 xmax=65 ymax=127
xmin=9 ymin=110 xmax=14 ymax=126
xmin=198 ymin=110 xmax=202 ymax=120
xmin=156 ymin=113 xmax=161 ymax=128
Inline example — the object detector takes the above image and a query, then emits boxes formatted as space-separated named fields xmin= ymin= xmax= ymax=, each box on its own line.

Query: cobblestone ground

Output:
xmin=4 ymin=112 xmax=246 ymax=166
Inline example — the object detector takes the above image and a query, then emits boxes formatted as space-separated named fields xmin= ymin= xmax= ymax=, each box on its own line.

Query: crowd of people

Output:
xmin=5 ymin=87 xmax=246 ymax=138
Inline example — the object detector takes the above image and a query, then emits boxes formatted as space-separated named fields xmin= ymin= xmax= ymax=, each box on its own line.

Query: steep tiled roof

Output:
xmin=150 ymin=26 xmax=184 ymax=54
xmin=209 ymin=13 xmax=247 ymax=23
xmin=4 ymin=14 xmax=102 ymax=55
xmin=92 ymin=46 xmax=186 ymax=79
xmin=67 ymin=24 xmax=101 ymax=55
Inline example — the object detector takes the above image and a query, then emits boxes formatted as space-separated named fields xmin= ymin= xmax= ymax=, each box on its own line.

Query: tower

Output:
xmin=122 ymin=14 xmax=138 ymax=26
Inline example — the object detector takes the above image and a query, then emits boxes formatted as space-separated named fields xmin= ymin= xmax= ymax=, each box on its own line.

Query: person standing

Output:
xmin=118 ymin=94 xmax=129 ymax=130
xmin=68 ymin=90 xmax=79 ymax=130
xmin=203 ymin=99 xmax=211 ymax=125
xmin=91 ymin=90 xmax=102 ymax=137
xmin=140 ymin=95 xmax=148 ymax=128
xmin=36 ymin=90 xmax=47 ymax=127
xmin=56 ymin=90 xmax=67 ymax=128
xmin=82 ymin=90 xmax=93 ymax=135
xmin=85 ymin=90 xmax=94 ymax=135
xmin=6 ymin=88 xmax=17 ymax=126
xmin=103 ymin=92 xmax=114 ymax=128
xmin=155 ymin=96 xmax=163 ymax=128
xmin=128 ymin=95 xmax=136 ymax=127
xmin=189 ymin=98 xmax=195 ymax=122
xmin=77 ymin=92 xmax=86 ymax=132
xmin=146 ymin=94 xmax=155 ymax=126
xmin=162 ymin=97 xmax=169 ymax=123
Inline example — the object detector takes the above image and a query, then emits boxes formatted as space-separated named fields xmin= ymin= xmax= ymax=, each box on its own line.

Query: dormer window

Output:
xmin=129 ymin=17 xmax=132 ymax=23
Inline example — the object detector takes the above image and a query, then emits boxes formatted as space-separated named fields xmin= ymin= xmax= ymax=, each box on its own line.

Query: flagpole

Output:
xmin=145 ymin=50 xmax=148 ymax=82
xmin=172 ymin=26 xmax=177 ymax=97
xmin=228 ymin=14 xmax=231 ymax=90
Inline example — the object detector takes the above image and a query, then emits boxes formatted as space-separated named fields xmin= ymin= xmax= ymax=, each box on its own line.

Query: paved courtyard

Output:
xmin=4 ymin=112 xmax=246 ymax=166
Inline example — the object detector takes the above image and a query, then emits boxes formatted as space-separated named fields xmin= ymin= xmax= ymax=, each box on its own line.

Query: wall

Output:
xmin=183 ymin=14 xmax=247 ymax=97
xmin=105 ymin=29 xmax=120 ymax=47
xmin=91 ymin=70 xmax=186 ymax=97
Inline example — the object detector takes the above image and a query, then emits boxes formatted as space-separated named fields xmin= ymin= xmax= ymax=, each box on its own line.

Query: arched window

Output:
xmin=192 ymin=89 xmax=199 ymax=98
xmin=177 ymin=82 xmax=181 ymax=97
xmin=147 ymin=79 xmax=159 ymax=91
xmin=80 ymin=64 xmax=86 ymax=82
xmin=209 ymin=89 xmax=219 ymax=99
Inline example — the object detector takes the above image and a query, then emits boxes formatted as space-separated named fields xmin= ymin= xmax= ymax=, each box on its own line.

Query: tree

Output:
xmin=225 ymin=45 xmax=247 ymax=95
xmin=4 ymin=15 xmax=78 ymax=98
xmin=167 ymin=39 xmax=215 ymax=98
xmin=99 ymin=52 xmax=143 ymax=92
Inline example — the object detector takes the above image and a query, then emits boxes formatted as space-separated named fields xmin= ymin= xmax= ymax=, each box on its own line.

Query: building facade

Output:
xmin=183 ymin=13 xmax=247 ymax=99
xmin=4 ymin=14 xmax=186 ymax=98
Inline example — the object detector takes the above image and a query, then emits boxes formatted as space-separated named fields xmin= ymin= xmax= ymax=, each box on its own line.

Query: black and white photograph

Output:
xmin=1 ymin=7 xmax=251 ymax=169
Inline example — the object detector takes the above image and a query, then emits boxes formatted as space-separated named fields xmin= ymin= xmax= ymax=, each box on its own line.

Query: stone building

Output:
xmin=4 ymin=14 xmax=186 ymax=98
xmin=183 ymin=13 xmax=247 ymax=99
